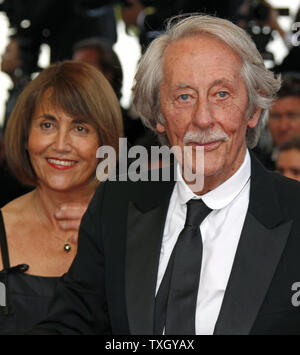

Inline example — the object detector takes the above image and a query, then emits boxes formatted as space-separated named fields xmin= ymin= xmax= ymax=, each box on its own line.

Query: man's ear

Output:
xmin=156 ymin=122 xmax=166 ymax=133
xmin=248 ymin=108 xmax=262 ymax=129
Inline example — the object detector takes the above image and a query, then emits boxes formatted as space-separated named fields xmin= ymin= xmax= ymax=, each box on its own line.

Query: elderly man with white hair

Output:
xmin=32 ymin=14 xmax=300 ymax=335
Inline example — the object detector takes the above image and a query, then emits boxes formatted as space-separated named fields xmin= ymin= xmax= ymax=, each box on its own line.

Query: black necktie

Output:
xmin=154 ymin=199 xmax=212 ymax=335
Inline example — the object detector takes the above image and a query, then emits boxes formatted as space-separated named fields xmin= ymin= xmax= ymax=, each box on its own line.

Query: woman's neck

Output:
xmin=32 ymin=182 xmax=96 ymax=228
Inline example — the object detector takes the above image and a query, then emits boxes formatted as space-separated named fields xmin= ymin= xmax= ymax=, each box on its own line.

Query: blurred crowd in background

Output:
xmin=1 ymin=0 xmax=300 ymax=207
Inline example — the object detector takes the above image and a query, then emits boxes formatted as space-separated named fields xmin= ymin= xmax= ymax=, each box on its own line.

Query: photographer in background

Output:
xmin=0 ymin=35 xmax=33 ymax=208
xmin=121 ymin=0 xmax=242 ymax=51
xmin=237 ymin=0 xmax=288 ymax=61
xmin=0 ymin=0 xmax=117 ymax=64
xmin=274 ymin=6 xmax=300 ymax=74
xmin=0 ymin=35 xmax=34 ymax=133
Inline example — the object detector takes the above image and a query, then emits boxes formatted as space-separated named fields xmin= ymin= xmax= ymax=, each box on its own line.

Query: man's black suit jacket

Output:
xmin=35 ymin=155 xmax=300 ymax=334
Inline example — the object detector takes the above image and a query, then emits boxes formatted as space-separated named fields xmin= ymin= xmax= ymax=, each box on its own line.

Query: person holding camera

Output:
xmin=121 ymin=0 xmax=242 ymax=51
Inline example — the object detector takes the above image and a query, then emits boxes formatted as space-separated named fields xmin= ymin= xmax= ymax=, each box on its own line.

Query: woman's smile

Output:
xmin=46 ymin=158 xmax=78 ymax=170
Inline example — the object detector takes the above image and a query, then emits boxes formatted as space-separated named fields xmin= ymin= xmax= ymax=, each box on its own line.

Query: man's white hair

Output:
xmin=133 ymin=14 xmax=281 ymax=148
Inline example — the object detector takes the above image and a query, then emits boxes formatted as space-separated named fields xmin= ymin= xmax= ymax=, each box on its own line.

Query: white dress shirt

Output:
xmin=156 ymin=150 xmax=251 ymax=335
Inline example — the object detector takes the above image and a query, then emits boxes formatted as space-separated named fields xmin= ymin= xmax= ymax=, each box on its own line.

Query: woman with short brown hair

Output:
xmin=5 ymin=60 xmax=122 ymax=185
xmin=0 ymin=61 xmax=123 ymax=333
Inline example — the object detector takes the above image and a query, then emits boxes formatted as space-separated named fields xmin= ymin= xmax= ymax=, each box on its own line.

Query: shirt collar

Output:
xmin=176 ymin=149 xmax=251 ymax=210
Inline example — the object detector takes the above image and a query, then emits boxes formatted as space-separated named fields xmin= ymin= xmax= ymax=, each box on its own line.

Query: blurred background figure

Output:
xmin=73 ymin=37 xmax=123 ymax=100
xmin=268 ymin=73 xmax=300 ymax=148
xmin=1 ymin=35 xmax=35 ymax=133
xmin=274 ymin=6 xmax=300 ymax=73
xmin=0 ymin=34 xmax=36 ymax=208
xmin=268 ymin=73 xmax=300 ymax=157
xmin=0 ymin=0 xmax=117 ymax=63
xmin=0 ymin=61 xmax=123 ymax=334
xmin=237 ymin=0 xmax=289 ymax=63
xmin=121 ymin=0 xmax=243 ymax=52
xmin=276 ymin=137 xmax=300 ymax=181
xmin=251 ymin=73 xmax=300 ymax=170
xmin=0 ymin=0 xmax=118 ymax=130
xmin=72 ymin=37 xmax=146 ymax=146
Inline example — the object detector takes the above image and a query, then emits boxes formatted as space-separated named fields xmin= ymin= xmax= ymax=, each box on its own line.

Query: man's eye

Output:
xmin=179 ymin=94 xmax=190 ymax=101
xmin=217 ymin=91 xmax=228 ymax=98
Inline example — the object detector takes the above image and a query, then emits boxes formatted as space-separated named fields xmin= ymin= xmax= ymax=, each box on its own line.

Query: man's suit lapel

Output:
xmin=125 ymin=179 xmax=175 ymax=335
xmin=214 ymin=155 xmax=292 ymax=334
xmin=124 ymin=156 xmax=292 ymax=335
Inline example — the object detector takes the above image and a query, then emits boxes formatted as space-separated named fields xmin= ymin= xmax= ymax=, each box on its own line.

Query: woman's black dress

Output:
xmin=0 ymin=210 xmax=58 ymax=334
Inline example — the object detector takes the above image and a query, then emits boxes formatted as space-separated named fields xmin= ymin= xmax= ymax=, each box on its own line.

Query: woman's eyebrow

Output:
xmin=72 ymin=118 xmax=87 ymax=124
xmin=36 ymin=114 xmax=57 ymax=121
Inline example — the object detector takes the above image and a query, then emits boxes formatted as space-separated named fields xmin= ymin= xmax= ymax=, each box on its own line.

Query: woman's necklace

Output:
xmin=49 ymin=233 xmax=73 ymax=252
xmin=34 ymin=196 xmax=74 ymax=253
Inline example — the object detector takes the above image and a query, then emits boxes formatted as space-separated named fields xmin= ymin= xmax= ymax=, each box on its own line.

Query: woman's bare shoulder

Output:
xmin=1 ymin=191 xmax=34 ymax=225
xmin=0 ymin=192 xmax=36 ymax=269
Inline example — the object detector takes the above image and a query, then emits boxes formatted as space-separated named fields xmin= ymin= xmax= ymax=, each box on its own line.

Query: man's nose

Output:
xmin=192 ymin=99 xmax=214 ymax=129
xmin=278 ymin=117 xmax=291 ymax=132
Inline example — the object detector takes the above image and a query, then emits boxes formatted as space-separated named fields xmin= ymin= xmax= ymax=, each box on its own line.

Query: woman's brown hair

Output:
xmin=5 ymin=60 xmax=123 ymax=185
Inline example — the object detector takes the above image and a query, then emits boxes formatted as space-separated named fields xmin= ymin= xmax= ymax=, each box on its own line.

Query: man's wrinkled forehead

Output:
xmin=160 ymin=34 xmax=244 ymax=89
xmin=162 ymin=32 xmax=240 ymax=62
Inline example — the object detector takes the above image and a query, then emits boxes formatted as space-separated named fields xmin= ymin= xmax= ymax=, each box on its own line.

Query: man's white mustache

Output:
xmin=183 ymin=129 xmax=229 ymax=144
